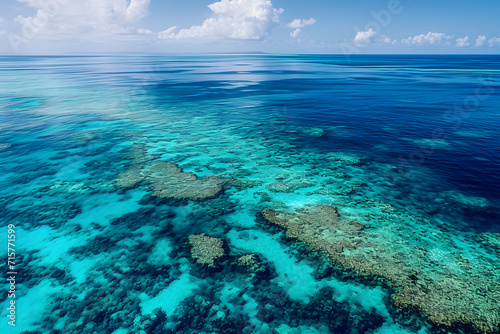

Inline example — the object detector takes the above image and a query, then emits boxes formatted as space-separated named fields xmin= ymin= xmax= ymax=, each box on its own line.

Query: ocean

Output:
xmin=0 ymin=55 xmax=499 ymax=333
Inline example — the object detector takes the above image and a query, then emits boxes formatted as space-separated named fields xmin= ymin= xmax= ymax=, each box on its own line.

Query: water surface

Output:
xmin=1 ymin=55 xmax=499 ymax=334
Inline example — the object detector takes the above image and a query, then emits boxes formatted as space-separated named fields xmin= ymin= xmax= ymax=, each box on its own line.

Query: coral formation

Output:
xmin=188 ymin=233 xmax=225 ymax=267
xmin=115 ymin=166 xmax=144 ymax=189
xmin=115 ymin=144 xmax=243 ymax=201
xmin=302 ymin=127 xmax=325 ymax=137
xmin=114 ymin=144 xmax=158 ymax=189
xmin=477 ymin=232 xmax=500 ymax=250
xmin=325 ymin=152 xmax=364 ymax=165
xmin=262 ymin=205 xmax=500 ymax=333
xmin=149 ymin=161 xmax=241 ymax=201
xmin=412 ymin=138 xmax=453 ymax=150
xmin=237 ymin=254 xmax=258 ymax=269
xmin=127 ymin=143 xmax=159 ymax=165
xmin=6 ymin=55 xmax=500 ymax=334
xmin=115 ymin=144 xmax=241 ymax=200
xmin=71 ymin=130 xmax=97 ymax=143
xmin=265 ymin=179 xmax=314 ymax=193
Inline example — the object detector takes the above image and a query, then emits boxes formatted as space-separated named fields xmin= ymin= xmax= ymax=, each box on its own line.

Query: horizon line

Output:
xmin=1 ymin=53 xmax=500 ymax=57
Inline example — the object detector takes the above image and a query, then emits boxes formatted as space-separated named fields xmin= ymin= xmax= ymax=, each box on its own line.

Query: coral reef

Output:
xmin=115 ymin=166 xmax=145 ymax=189
xmin=266 ymin=179 xmax=314 ymax=193
xmin=262 ymin=205 xmax=500 ymax=333
xmin=127 ymin=143 xmax=159 ymax=165
xmin=237 ymin=254 xmax=257 ymax=269
xmin=115 ymin=144 xmax=241 ymax=200
xmin=477 ymin=232 xmax=500 ymax=250
xmin=412 ymin=138 xmax=453 ymax=150
xmin=70 ymin=130 xmax=97 ymax=143
xmin=114 ymin=144 xmax=158 ymax=189
xmin=149 ymin=161 xmax=241 ymax=201
xmin=325 ymin=152 xmax=364 ymax=165
xmin=188 ymin=233 xmax=225 ymax=267
xmin=302 ymin=127 xmax=325 ymax=137
xmin=5 ymin=55 xmax=500 ymax=334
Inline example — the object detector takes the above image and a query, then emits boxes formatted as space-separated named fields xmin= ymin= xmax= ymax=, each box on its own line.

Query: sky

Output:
xmin=0 ymin=0 xmax=499 ymax=54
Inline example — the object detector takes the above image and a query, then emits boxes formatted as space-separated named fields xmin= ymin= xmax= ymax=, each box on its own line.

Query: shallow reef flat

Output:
xmin=148 ymin=161 xmax=242 ymax=201
xmin=108 ymin=119 xmax=500 ymax=332
xmin=2 ymin=106 xmax=499 ymax=334
xmin=262 ymin=205 xmax=500 ymax=333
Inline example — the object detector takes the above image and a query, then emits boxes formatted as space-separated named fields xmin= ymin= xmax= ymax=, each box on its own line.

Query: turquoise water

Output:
xmin=0 ymin=55 xmax=499 ymax=333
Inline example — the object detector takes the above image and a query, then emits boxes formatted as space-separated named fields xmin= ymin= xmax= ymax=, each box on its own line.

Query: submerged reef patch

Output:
xmin=115 ymin=143 xmax=159 ymax=189
xmin=262 ymin=205 xmax=500 ymax=333
xmin=411 ymin=138 xmax=453 ymax=150
xmin=116 ymin=165 xmax=145 ymax=189
xmin=149 ymin=161 xmax=241 ymax=201
xmin=266 ymin=179 xmax=315 ymax=193
xmin=237 ymin=254 xmax=258 ymax=269
xmin=325 ymin=152 xmax=364 ymax=165
xmin=302 ymin=127 xmax=325 ymax=137
xmin=188 ymin=233 xmax=225 ymax=267
xmin=477 ymin=232 xmax=500 ymax=251
xmin=115 ymin=143 xmax=242 ymax=200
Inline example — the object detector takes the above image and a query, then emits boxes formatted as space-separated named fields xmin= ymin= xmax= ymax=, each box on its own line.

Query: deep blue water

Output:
xmin=1 ymin=55 xmax=499 ymax=334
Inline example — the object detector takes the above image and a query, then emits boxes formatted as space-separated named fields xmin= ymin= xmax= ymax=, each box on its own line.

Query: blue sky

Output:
xmin=0 ymin=0 xmax=499 ymax=54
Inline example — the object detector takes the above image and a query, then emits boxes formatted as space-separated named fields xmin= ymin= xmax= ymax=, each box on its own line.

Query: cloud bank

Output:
xmin=8 ymin=0 xmax=151 ymax=51
xmin=14 ymin=0 xmax=150 ymax=36
xmin=159 ymin=0 xmax=283 ymax=40
xmin=350 ymin=30 xmax=500 ymax=49
xmin=401 ymin=32 xmax=452 ymax=46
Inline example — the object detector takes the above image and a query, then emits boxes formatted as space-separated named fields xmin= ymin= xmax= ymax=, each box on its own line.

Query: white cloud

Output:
xmin=11 ymin=0 xmax=151 ymax=41
xmin=456 ymin=36 xmax=469 ymax=47
xmin=401 ymin=32 xmax=452 ymax=46
xmin=351 ymin=32 xmax=397 ymax=47
xmin=137 ymin=28 xmax=152 ymax=35
xmin=161 ymin=0 xmax=283 ymax=40
xmin=488 ymin=37 xmax=500 ymax=47
xmin=353 ymin=28 xmax=376 ymax=45
xmin=290 ymin=28 xmax=301 ymax=38
xmin=379 ymin=35 xmax=397 ymax=45
xmin=287 ymin=17 xmax=315 ymax=39
xmin=287 ymin=18 xmax=316 ymax=29
xmin=158 ymin=26 xmax=178 ymax=39
xmin=123 ymin=0 xmax=150 ymax=21
xmin=475 ymin=35 xmax=486 ymax=47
